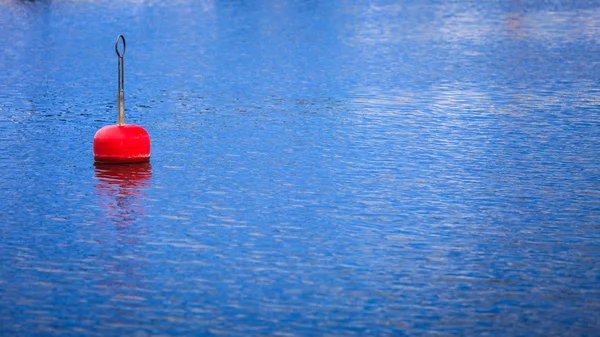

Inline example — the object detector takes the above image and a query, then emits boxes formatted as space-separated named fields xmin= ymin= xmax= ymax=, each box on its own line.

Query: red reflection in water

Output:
xmin=505 ymin=0 xmax=524 ymax=39
xmin=93 ymin=163 xmax=153 ymax=320
xmin=94 ymin=162 xmax=152 ymax=230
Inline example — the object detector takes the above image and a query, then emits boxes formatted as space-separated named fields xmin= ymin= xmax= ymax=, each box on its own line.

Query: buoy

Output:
xmin=94 ymin=35 xmax=150 ymax=164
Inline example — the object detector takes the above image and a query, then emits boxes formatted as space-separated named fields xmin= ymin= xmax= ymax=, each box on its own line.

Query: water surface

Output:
xmin=1 ymin=0 xmax=599 ymax=335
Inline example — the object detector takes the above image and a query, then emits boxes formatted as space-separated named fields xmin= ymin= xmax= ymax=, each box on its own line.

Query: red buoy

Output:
xmin=94 ymin=35 xmax=151 ymax=164
xmin=94 ymin=125 xmax=150 ymax=163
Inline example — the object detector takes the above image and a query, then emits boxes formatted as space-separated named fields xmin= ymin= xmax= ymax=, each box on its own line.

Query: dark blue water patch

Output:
xmin=1 ymin=0 xmax=600 ymax=335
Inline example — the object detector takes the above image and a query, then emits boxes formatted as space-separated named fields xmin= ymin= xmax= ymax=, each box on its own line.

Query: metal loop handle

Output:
xmin=115 ymin=35 xmax=126 ymax=58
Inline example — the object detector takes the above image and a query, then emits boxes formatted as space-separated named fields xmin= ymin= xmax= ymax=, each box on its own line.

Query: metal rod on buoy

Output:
xmin=115 ymin=35 xmax=126 ymax=126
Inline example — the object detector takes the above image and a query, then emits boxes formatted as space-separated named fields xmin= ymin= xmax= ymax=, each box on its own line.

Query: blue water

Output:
xmin=1 ymin=0 xmax=600 ymax=335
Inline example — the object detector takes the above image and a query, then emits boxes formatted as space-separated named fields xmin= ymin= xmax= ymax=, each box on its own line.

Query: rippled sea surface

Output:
xmin=1 ymin=0 xmax=600 ymax=335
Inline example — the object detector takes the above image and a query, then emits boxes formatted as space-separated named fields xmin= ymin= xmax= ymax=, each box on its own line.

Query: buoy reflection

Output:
xmin=93 ymin=163 xmax=152 ymax=316
xmin=95 ymin=162 xmax=152 ymax=230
